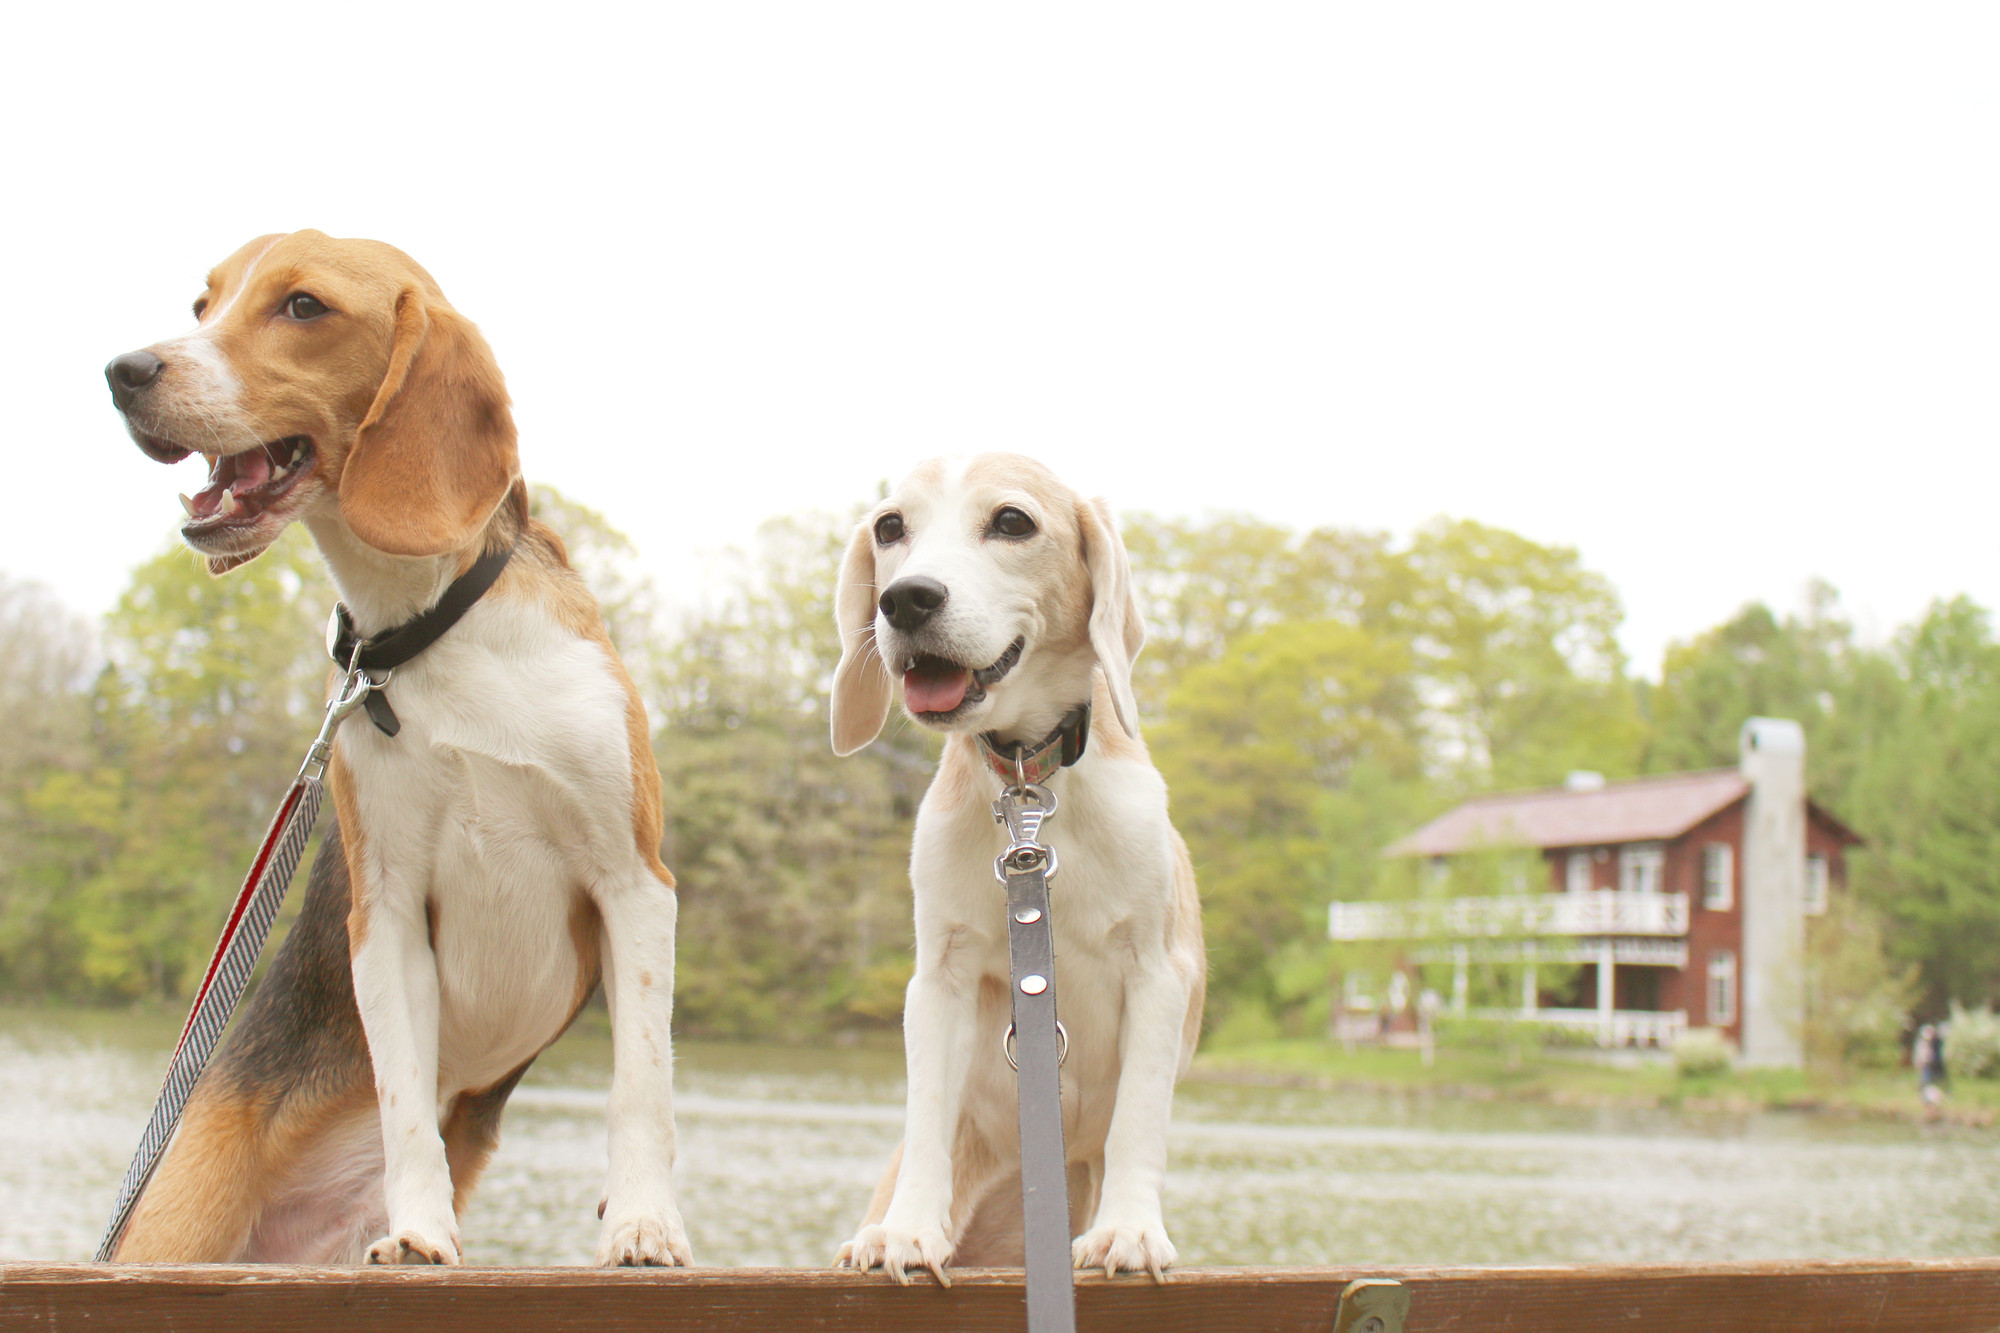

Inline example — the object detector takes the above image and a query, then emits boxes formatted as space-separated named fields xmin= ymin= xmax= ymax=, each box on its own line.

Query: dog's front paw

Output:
xmin=836 ymin=1222 xmax=954 ymax=1287
xmin=366 ymin=1225 xmax=462 ymax=1266
xmin=596 ymin=1207 xmax=693 ymax=1267
xmin=1073 ymin=1220 xmax=1177 ymax=1282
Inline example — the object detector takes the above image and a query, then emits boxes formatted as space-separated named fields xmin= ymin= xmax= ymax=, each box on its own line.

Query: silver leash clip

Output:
xmin=992 ymin=779 xmax=1059 ymax=884
xmin=296 ymin=644 xmax=391 ymax=784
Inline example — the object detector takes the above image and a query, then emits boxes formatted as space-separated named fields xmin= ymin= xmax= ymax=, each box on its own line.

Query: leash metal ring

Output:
xmin=995 ymin=842 xmax=1060 ymax=885
xmin=1003 ymin=1019 xmax=1068 ymax=1071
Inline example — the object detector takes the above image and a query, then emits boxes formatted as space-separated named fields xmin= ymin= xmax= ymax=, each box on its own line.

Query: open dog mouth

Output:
xmin=177 ymin=436 xmax=317 ymax=531
xmin=901 ymin=637 xmax=1025 ymax=718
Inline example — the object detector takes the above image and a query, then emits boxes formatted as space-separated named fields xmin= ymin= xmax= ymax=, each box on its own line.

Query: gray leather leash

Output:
xmin=982 ymin=705 xmax=1089 ymax=1333
xmin=993 ymin=779 xmax=1075 ymax=1333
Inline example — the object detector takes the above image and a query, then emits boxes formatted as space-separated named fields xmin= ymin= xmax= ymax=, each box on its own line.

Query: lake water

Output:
xmin=6 ymin=1008 xmax=1998 ymax=1268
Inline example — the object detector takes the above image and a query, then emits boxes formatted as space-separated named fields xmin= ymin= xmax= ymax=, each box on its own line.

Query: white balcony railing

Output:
xmin=1328 ymin=890 xmax=1689 ymax=943
xmin=1408 ymin=938 xmax=1689 ymax=969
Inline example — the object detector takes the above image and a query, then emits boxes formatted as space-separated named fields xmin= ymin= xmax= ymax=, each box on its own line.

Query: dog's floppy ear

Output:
xmin=340 ymin=290 xmax=519 ymax=557
xmin=1078 ymin=496 xmax=1144 ymax=738
xmin=831 ymin=519 xmax=893 ymax=755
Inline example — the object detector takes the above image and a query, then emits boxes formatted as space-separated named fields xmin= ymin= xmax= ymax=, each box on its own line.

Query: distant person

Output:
xmin=1915 ymin=1023 xmax=1946 ymax=1108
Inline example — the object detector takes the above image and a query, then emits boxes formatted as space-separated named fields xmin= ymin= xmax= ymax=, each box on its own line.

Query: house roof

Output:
xmin=1386 ymin=769 xmax=1752 ymax=857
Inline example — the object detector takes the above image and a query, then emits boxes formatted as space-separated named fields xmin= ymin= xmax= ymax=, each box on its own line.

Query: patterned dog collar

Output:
xmin=976 ymin=703 xmax=1092 ymax=787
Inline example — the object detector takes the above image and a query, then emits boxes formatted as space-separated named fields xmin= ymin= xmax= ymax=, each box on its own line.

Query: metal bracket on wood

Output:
xmin=1334 ymin=1278 xmax=1410 ymax=1333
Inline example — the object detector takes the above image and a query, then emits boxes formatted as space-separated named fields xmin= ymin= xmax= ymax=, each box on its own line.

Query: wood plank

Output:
xmin=6 ymin=1260 xmax=2000 ymax=1333
xmin=1393 ymin=1260 xmax=2000 ymax=1332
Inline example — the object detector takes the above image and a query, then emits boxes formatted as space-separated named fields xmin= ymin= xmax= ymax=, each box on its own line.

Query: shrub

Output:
xmin=1803 ymin=895 xmax=1917 ymax=1072
xmin=1432 ymin=1015 xmax=1512 ymax=1050
xmin=1537 ymin=1022 xmax=1603 ymax=1051
xmin=1208 ymin=995 xmax=1283 ymax=1048
xmin=1673 ymin=1027 xmax=1734 ymax=1078
xmin=1431 ymin=1016 xmax=1601 ymax=1057
xmin=1946 ymin=1003 xmax=2000 ymax=1080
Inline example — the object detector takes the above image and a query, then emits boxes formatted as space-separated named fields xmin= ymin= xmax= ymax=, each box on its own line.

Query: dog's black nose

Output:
xmin=105 ymin=350 xmax=165 ymax=409
xmin=880 ymin=576 xmax=948 ymax=632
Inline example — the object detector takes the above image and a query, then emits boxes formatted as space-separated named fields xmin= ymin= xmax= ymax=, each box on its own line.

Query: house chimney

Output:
xmin=1738 ymin=717 xmax=1806 ymax=1067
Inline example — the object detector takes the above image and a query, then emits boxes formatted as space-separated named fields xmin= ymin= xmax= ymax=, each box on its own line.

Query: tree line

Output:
xmin=1 ymin=493 xmax=1992 ymax=1056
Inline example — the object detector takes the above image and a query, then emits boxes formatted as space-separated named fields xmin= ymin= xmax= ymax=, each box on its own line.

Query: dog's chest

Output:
xmin=915 ymin=758 xmax=1175 ymax=981
xmin=336 ymin=596 xmax=637 ymax=1077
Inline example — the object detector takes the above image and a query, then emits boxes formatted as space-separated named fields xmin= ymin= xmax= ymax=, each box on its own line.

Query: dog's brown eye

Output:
xmin=874 ymin=512 xmax=905 ymax=544
xmin=191 ymin=297 xmax=209 ymax=320
xmin=282 ymin=293 xmax=331 ymax=321
xmin=991 ymin=507 xmax=1036 ymax=539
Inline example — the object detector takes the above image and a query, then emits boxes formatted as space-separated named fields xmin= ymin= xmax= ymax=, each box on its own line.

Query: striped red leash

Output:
xmin=94 ymin=665 xmax=379 ymax=1262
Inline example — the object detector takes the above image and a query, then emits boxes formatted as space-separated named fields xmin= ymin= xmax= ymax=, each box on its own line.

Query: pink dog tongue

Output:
xmin=904 ymin=666 xmax=970 ymax=714
xmin=229 ymin=450 xmax=272 ymax=491
xmin=188 ymin=448 xmax=277 ymax=518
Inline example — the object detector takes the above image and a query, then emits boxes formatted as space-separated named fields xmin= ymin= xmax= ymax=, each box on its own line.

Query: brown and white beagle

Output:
xmin=103 ymin=230 xmax=691 ymax=1267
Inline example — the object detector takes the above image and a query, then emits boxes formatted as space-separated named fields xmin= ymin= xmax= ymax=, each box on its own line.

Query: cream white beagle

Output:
xmin=103 ymin=230 xmax=690 ymax=1267
xmin=829 ymin=453 xmax=1207 ymax=1282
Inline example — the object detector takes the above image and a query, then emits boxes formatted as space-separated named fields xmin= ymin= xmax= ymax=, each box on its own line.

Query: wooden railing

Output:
xmin=1328 ymin=890 xmax=1689 ymax=943
xmin=7 ymin=1259 xmax=2000 ymax=1331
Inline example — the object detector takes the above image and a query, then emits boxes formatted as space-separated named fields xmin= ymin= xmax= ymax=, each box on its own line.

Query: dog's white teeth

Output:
xmin=178 ymin=493 xmax=194 ymax=516
xmin=216 ymin=491 xmax=239 ymax=517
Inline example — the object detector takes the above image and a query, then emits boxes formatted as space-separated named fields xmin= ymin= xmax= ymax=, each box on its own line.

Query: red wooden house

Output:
xmin=1329 ymin=718 xmax=1859 ymax=1064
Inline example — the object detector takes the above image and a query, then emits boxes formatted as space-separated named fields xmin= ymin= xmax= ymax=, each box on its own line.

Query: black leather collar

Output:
xmin=327 ymin=541 xmax=515 ymax=736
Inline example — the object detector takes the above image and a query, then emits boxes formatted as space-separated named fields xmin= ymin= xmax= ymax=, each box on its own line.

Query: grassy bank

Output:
xmin=10 ymin=1004 xmax=1995 ymax=1128
xmin=1190 ymin=1038 xmax=2000 ymax=1126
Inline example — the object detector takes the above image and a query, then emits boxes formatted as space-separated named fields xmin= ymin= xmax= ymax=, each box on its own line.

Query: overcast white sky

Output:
xmin=5 ymin=4 xmax=1995 ymax=674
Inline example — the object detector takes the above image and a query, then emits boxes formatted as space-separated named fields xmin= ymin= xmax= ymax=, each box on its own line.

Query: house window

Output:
xmin=1707 ymin=950 xmax=1737 ymax=1026
xmin=1702 ymin=843 xmax=1734 ymax=911
xmin=1619 ymin=842 xmax=1665 ymax=895
xmin=1804 ymin=854 xmax=1829 ymax=915
xmin=1566 ymin=851 xmax=1592 ymax=894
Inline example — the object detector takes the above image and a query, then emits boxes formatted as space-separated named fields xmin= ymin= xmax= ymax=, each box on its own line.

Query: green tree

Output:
xmin=1122 ymin=511 xmax=1655 ymax=1039
xmin=528 ymin=484 xmax=659 ymax=663
xmin=1122 ymin=514 xmax=1404 ymax=719
xmin=1151 ymin=619 xmax=1418 ymax=1027
xmin=1400 ymin=518 xmax=1644 ymax=790
xmin=0 ymin=576 xmax=97 ymax=996
xmin=1645 ymin=583 xmax=1855 ymax=778
xmin=653 ymin=513 xmax=929 ymax=1037
xmin=1842 ymin=598 xmax=2000 ymax=1010
xmin=1647 ymin=590 xmax=2000 ymax=1021
xmin=15 ymin=530 xmax=335 ymax=1000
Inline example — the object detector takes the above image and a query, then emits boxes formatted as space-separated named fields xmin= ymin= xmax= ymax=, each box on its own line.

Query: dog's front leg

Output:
xmin=350 ymin=890 xmax=461 ymax=1265
xmin=1073 ymin=959 xmax=1195 ymax=1280
xmin=594 ymin=867 xmax=693 ymax=1266
xmin=839 ymin=952 xmax=980 ymax=1284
